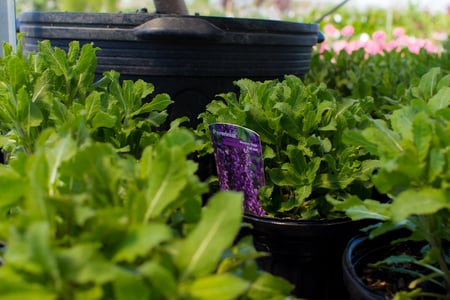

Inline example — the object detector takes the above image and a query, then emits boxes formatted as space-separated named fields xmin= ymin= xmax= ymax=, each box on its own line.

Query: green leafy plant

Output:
xmin=0 ymin=129 xmax=294 ymax=299
xmin=197 ymin=75 xmax=379 ymax=219
xmin=0 ymin=38 xmax=172 ymax=160
xmin=305 ymin=44 xmax=446 ymax=119
xmin=332 ymin=68 xmax=450 ymax=298
xmin=0 ymin=39 xmax=295 ymax=299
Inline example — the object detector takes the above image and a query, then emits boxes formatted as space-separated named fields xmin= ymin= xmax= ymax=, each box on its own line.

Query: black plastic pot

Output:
xmin=243 ymin=214 xmax=370 ymax=300
xmin=18 ymin=12 xmax=321 ymax=126
xmin=342 ymin=234 xmax=388 ymax=300
xmin=342 ymin=231 xmax=448 ymax=300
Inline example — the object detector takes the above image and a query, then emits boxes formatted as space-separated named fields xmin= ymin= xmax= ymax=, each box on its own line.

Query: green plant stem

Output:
xmin=420 ymin=215 xmax=450 ymax=297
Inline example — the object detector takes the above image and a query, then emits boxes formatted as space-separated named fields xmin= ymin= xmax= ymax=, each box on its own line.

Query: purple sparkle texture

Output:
xmin=209 ymin=123 xmax=266 ymax=216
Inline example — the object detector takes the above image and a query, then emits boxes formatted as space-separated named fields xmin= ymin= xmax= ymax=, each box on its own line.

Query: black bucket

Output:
xmin=243 ymin=214 xmax=370 ymax=300
xmin=18 ymin=12 xmax=321 ymax=125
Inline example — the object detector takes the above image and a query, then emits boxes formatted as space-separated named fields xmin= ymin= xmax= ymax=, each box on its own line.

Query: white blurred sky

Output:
xmin=337 ymin=0 xmax=449 ymax=13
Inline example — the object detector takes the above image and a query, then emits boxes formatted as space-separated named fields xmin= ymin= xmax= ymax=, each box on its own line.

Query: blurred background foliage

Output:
xmin=14 ymin=0 xmax=449 ymax=39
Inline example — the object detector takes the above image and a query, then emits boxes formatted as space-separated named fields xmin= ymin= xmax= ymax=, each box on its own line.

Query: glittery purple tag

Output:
xmin=209 ymin=123 xmax=266 ymax=216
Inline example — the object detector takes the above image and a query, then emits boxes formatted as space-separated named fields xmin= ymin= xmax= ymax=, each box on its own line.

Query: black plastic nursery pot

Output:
xmin=342 ymin=231 xmax=448 ymax=300
xmin=243 ymin=214 xmax=371 ymax=300
xmin=342 ymin=233 xmax=393 ymax=300
xmin=18 ymin=12 xmax=321 ymax=126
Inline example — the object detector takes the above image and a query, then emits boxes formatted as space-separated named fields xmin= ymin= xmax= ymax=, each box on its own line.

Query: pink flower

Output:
xmin=393 ymin=27 xmax=406 ymax=38
xmin=341 ymin=25 xmax=355 ymax=37
xmin=372 ymin=30 xmax=387 ymax=42
xmin=324 ymin=24 xmax=339 ymax=39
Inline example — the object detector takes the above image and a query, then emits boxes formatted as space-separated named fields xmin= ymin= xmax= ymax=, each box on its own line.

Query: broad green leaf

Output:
xmin=0 ymin=268 xmax=56 ymax=300
xmin=131 ymin=93 xmax=172 ymax=116
xmin=343 ymin=130 xmax=379 ymax=155
xmin=412 ymin=113 xmax=432 ymax=162
xmin=364 ymin=120 xmax=403 ymax=156
xmin=417 ymin=67 xmax=440 ymax=100
xmin=390 ymin=189 xmax=450 ymax=222
xmin=428 ymin=86 xmax=450 ymax=114
xmin=142 ymin=146 xmax=188 ymax=221
xmin=391 ymin=107 xmax=415 ymax=142
xmin=58 ymin=243 xmax=118 ymax=284
xmin=113 ymin=271 xmax=150 ymax=300
xmin=138 ymin=261 xmax=177 ymax=299
xmin=112 ymin=223 xmax=172 ymax=263
xmin=176 ymin=191 xmax=243 ymax=278
xmin=329 ymin=196 xmax=389 ymax=221
xmin=184 ymin=274 xmax=250 ymax=300
xmin=428 ymin=148 xmax=445 ymax=183
xmin=45 ymin=135 xmax=77 ymax=197
xmin=0 ymin=166 xmax=27 ymax=208
xmin=91 ymin=111 xmax=117 ymax=129
xmin=74 ymin=286 xmax=103 ymax=300
xmin=27 ymin=223 xmax=61 ymax=288
xmin=247 ymin=272 xmax=294 ymax=299
xmin=6 ymin=56 xmax=28 ymax=92
xmin=84 ymin=91 xmax=102 ymax=121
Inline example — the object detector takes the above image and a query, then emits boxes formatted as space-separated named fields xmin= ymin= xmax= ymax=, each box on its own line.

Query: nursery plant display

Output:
xmin=0 ymin=40 xmax=295 ymax=299
xmin=333 ymin=67 xmax=450 ymax=299
xmin=196 ymin=74 xmax=379 ymax=299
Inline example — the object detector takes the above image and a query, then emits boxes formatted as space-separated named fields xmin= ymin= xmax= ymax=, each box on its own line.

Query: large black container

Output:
xmin=243 ymin=214 xmax=370 ymax=300
xmin=18 ymin=12 xmax=320 ymax=125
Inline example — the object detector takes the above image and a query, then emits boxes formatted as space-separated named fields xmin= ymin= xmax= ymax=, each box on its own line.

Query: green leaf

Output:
xmin=176 ymin=191 xmax=243 ymax=278
xmin=91 ymin=111 xmax=117 ymax=129
xmin=58 ymin=243 xmax=118 ymax=284
xmin=364 ymin=120 xmax=403 ymax=156
xmin=329 ymin=196 xmax=389 ymax=221
xmin=27 ymin=222 xmax=61 ymax=288
xmin=112 ymin=223 xmax=172 ymax=263
xmin=84 ymin=91 xmax=102 ymax=121
xmin=247 ymin=272 xmax=294 ymax=299
xmin=131 ymin=93 xmax=172 ymax=116
xmin=412 ymin=113 xmax=432 ymax=162
xmin=417 ymin=67 xmax=440 ymax=100
xmin=427 ymin=87 xmax=450 ymax=113
xmin=428 ymin=148 xmax=445 ymax=183
xmin=113 ymin=271 xmax=150 ymax=300
xmin=184 ymin=274 xmax=250 ymax=300
xmin=142 ymin=146 xmax=188 ymax=221
xmin=0 ymin=268 xmax=56 ymax=300
xmin=0 ymin=166 xmax=27 ymax=209
xmin=138 ymin=261 xmax=177 ymax=299
xmin=390 ymin=189 xmax=450 ymax=222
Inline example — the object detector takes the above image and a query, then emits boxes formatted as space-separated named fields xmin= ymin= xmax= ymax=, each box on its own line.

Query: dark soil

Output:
xmin=357 ymin=241 xmax=449 ymax=299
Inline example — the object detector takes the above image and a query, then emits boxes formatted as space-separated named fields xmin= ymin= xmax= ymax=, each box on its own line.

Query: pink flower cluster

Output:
xmin=318 ymin=24 xmax=446 ymax=55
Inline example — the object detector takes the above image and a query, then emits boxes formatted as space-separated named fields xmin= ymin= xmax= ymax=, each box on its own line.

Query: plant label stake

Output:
xmin=0 ymin=0 xmax=16 ymax=56
xmin=209 ymin=123 xmax=266 ymax=216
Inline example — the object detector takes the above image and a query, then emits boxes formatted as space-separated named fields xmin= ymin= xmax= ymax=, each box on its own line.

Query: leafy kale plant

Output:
xmin=197 ymin=75 xmax=379 ymax=219
xmin=332 ymin=68 xmax=450 ymax=299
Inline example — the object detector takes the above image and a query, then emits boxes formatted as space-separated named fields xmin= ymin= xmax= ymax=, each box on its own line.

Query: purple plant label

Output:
xmin=209 ymin=123 xmax=266 ymax=216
